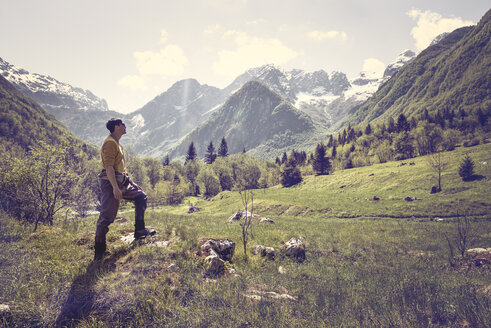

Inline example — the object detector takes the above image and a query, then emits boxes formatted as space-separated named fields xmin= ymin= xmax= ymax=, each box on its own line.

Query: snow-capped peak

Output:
xmin=0 ymin=57 xmax=109 ymax=112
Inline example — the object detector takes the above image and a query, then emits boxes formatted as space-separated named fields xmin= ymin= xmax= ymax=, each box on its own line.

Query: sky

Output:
xmin=0 ymin=1 xmax=488 ymax=114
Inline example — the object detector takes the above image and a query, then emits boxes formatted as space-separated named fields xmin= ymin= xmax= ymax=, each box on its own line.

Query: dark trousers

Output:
xmin=95 ymin=178 xmax=147 ymax=243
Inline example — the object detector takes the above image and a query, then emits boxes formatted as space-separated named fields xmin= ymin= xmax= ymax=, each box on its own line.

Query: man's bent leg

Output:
xmin=123 ymin=185 xmax=154 ymax=238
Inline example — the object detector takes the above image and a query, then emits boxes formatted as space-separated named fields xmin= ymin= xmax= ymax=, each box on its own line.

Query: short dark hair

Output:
xmin=106 ymin=118 xmax=123 ymax=132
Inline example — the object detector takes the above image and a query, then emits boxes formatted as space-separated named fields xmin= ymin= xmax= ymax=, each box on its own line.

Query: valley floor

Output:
xmin=1 ymin=143 xmax=490 ymax=327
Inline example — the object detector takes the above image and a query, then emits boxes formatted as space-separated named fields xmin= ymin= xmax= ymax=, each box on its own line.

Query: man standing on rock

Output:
xmin=94 ymin=118 xmax=155 ymax=260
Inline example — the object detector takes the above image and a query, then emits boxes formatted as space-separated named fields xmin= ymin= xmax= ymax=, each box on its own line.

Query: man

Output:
xmin=94 ymin=118 xmax=155 ymax=260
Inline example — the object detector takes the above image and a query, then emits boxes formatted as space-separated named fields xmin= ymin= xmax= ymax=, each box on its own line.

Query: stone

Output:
xmin=368 ymin=173 xmax=374 ymax=176
xmin=467 ymin=248 xmax=491 ymax=255
xmin=167 ymin=263 xmax=179 ymax=272
xmin=188 ymin=203 xmax=201 ymax=214
xmin=404 ymin=196 xmax=415 ymax=201
xmin=0 ymin=304 xmax=10 ymax=313
xmin=252 ymin=245 xmax=275 ymax=260
xmin=244 ymin=289 xmax=297 ymax=302
xmin=409 ymin=162 xmax=415 ymax=165
xmin=372 ymin=195 xmax=380 ymax=201
xmin=204 ymin=255 xmax=225 ymax=276
xmin=430 ymin=186 xmax=441 ymax=194
xmin=199 ymin=238 xmax=236 ymax=262
xmin=278 ymin=266 xmax=287 ymax=274
xmin=227 ymin=209 xmax=260 ymax=222
xmin=259 ymin=217 xmax=274 ymax=224
xmin=283 ymin=237 xmax=306 ymax=263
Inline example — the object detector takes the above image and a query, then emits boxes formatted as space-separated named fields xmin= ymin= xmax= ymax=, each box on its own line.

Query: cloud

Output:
xmin=213 ymin=31 xmax=298 ymax=77
xmin=361 ymin=58 xmax=385 ymax=78
xmin=160 ymin=29 xmax=168 ymax=44
xmin=307 ymin=30 xmax=347 ymax=41
xmin=204 ymin=24 xmax=222 ymax=35
xmin=134 ymin=45 xmax=188 ymax=76
xmin=407 ymin=9 xmax=474 ymax=51
xmin=117 ymin=74 xmax=147 ymax=92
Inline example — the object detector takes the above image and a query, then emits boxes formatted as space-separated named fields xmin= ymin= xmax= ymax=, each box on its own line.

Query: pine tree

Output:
xmin=280 ymin=152 xmax=287 ymax=164
xmin=365 ymin=123 xmax=372 ymax=135
xmin=397 ymin=113 xmax=409 ymax=132
xmin=459 ymin=154 xmax=474 ymax=181
xmin=218 ymin=137 xmax=228 ymax=157
xmin=275 ymin=157 xmax=281 ymax=166
xmin=186 ymin=142 xmax=197 ymax=163
xmin=312 ymin=143 xmax=331 ymax=175
xmin=204 ymin=141 xmax=217 ymax=164
xmin=331 ymin=145 xmax=337 ymax=158
xmin=162 ymin=154 xmax=170 ymax=166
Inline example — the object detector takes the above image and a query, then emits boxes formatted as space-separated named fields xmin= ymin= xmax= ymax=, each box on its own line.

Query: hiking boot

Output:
xmin=134 ymin=228 xmax=156 ymax=239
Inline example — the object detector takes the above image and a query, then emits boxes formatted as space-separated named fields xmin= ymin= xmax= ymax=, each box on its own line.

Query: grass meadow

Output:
xmin=0 ymin=143 xmax=490 ymax=327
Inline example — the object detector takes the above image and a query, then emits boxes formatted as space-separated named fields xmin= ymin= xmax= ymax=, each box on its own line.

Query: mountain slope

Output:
xmin=0 ymin=74 xmax=95 ymax=153
xmin=166 ymin=81 xmax=324 ymax=160
xmin=125 ymin=79 xmax=226 ymax=156
xmin=344 ymin=9 xmax=490 ymax=126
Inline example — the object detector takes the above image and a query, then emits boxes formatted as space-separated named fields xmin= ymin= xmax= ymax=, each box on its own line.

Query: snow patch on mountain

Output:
xmin=0 ymin=57 xmax=109 ymax=112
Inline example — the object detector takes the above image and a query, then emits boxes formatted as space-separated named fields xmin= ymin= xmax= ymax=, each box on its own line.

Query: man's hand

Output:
xmin=113 ymin=187 xmax=123 ymax=200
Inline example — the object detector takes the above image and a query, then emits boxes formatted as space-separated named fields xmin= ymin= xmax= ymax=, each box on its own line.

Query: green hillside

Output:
xmin=344 ymin=9 xmax=490 ymax=127
xmin=1 ymin=142 xmax=489 ymax=327
xmin=0 ymin=74 xmax=96 ymax=154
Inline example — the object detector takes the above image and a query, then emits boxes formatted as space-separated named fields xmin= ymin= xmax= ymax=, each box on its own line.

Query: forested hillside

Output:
xmin=345 ymin=9 xmax=490 ymax=127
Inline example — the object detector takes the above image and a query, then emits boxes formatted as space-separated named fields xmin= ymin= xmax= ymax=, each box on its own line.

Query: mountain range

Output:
xmin=2 ymin=8 xmax=489 ymax=161
xmin=0 ymin=49 xmax=414 ymax=159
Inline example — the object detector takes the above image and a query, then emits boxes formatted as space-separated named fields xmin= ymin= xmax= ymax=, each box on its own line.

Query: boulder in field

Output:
xmin=283 ymin=237 xmax=306 ymax=263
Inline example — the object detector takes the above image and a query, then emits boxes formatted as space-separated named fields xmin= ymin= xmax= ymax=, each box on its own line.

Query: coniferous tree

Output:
xmin=204 ymin=141 xmax=217 ymax=164
xmin=275 ymin=157 xmax=281 ymax=166
xmin=365 ymin=123 xmax=372 ymax=135
xmin=327 ymin=135 xmax=334 ymax=147
xmin=218 ymin=137 xmax=228 ymax=157
xmin=186 ymin=142 xmax=197 ymax=163
xmin=331 ymin=145 xmax=337 ymax=159
xmin=459 ymin=154 xmax=474 ymax=181
xmin=162 ymin=154 xmax=170 ymax=166
xmin=313 ymin=143 xmax=331 ymax=175
xmin=397 ymin=113 xmax=410 ymax=132
xmin=281 ymin=152 xmax=288 ymax=164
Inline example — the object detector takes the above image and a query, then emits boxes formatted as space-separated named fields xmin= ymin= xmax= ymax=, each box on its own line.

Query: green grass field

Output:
xmin=1 ymin=143 xmax=490 ymax=327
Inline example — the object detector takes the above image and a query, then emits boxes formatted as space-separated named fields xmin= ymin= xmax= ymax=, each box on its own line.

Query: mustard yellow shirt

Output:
xmin=101 ymin=136 xmax=126 ymax=173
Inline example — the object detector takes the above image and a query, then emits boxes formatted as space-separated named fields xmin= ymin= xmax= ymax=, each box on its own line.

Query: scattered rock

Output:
xmin=228 ymin=210 xmax=255 ymax=222
xmin=259 ymin=217 xmax=275 ymax=224
xmin=278 ymin=266 xmax=287 ymax=274
xmin=283 ymin=237 xmax=306 ymax=263
xmin=0 ymin=304 xmax=10 ymax=314
xmin=404 ymin=196 xmax=416 ymax=201
xmin=167 ymin=263 xmax=179 ymax=272
xmin=151 ymin=241 xmax=170 ymax=248
xmin=480 ymin=285 xmax=491 ymax=296
xmin=244 ymin=289 xmax=297 ymax=302
xmin=188 ymin=203 xmax=201 ymax=214
xmin=467 ymin=248 xmax=491 ymax=255
xmin=473 ymin=253 xmax=491 ymax=267
xmin=372 ymin=195 xmax=380 ymax=201
xmin=430 ymin=186 xmax=441 ymax=194
xmin=252 ymin=245 xmax=275 ymax=260
xmin=339 ymin=185 xmax=346 ymax=189
xmin=115 ymin=216 xmax=128 ymax=223
xmin=199 ymin=238 xmax=235 ymax=262
xmin=204 ymin=255 xmax=225 ymax=276
xmin=399 ymin=162 xmax=407 ymax=167
xmin=409 ymin=162 xmax=415 ymax=165
xmin=368 ymin=173 xmax=374 ymax=177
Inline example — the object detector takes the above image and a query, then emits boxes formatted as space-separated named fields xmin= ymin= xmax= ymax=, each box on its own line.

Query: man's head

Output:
xmin=106 ymin=118 xmax=125 ymax=133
